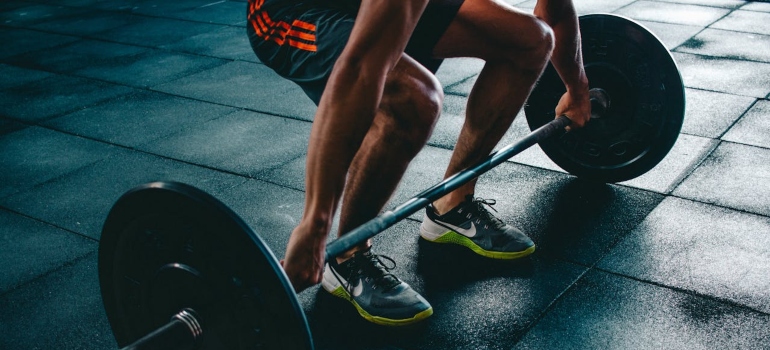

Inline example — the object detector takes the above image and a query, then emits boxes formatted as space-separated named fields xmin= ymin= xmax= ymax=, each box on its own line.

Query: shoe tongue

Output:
xmin=359 ymin=248 xmax=374 ymax=258
xmin=358 ymin=250 xmax=400 ymax=290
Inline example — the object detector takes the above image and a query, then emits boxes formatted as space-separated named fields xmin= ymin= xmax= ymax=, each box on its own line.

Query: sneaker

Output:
xmin=420 ymin=195 xmax=535 ymax=259
xmin=321 ymin=248 xmax=433 ymax=326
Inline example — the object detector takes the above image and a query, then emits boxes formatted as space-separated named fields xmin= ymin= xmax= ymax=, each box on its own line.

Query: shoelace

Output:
xmin=471 ymin=197 xmax=507 ymax=230
xmin=344 ymin=251 xmax=400 ymax=296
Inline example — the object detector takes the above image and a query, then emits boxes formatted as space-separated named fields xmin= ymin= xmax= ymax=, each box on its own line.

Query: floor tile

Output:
xmin=677 ymin=28 xmax=770 ymax=63
xmin=435 ymin=58 xmax=484 ymax=89
xmin=152 ymin=61 xmax=318 ymax=120
xmin=680 ymin=88 xmax=755 ymax=138
xmin=45 ymin=90 xmax=236 ymax=147
xmin=526 ymin=0 xmax=647 ymax=14
xmin=673 ymin=52 xmax=770 ymax=98
xmin=93 ymin=16 xmax=225 ymax=48
xmin=445 ymin=73 xmax=477 ymax=96
xmin=0 ymin=118 xmax=27 ymax=136
xmin=162 ymin=25 xmax=258 ymax=62
xmin=0 ymin=253 xmax=118 ymax=349
xmin=0 ymin=3 xmax=86 ymax=27
xmin=572 ymin=0 xmax=636 ymax=14
xmin=722 ymin=100 xmax=770 ymax=149
xmin=598 ymin=197 xmax=770 ymax=313
xmin=5 ymin=38 xmax=149 ymax=74
xmin=510 ymin=144 xmax=565 ymax=174
xmin=619 ymin=134 xmax=717 ymax=194
xmin=615 ymin=1 xmax=729 ymax=26
xmin=652 ymin=0 xmax=745 ymax=8
xmin=742 ymin=1 xmax=770 ymax=12
xmin=171 ymin=0 xmax=247 ymax=25
xmin=0 ymin=64 xmax=53 ymax=90
xmin=429 ymin=94 xmax=469 ymax=148
xmin=711 ymin=9 xmax=770 ymax=36
xmin=253 ymin=155 xmax=307 ymax=192
xmin=127 ymin=0 xmax=217 ymax=17
xmin=139 ymin=110 xmax=312 ymax=177
xmin=512 ymin=0 xmax=535 ymax=10
xmin=0 ymin=149 xmax=248 ymax=239
xmin=386 ymin=146 xmax=460 ymax=215
xmin=515 ymin=0 xmax=638 ymax=13
xmin=0 ymin=74 xmax=133 ymax=122
xmin=74 ymin=0 xmax=145 ymax=11
xmin=215 ymin=178 xmax=306 ymax=257
xmin=0 ymin=209 xmax=96 ymax=294
xmin=0 ymin=1 xmax=33 ymax=11
xmin=515 ymin=270 xmax=770 ymax=349
xmin=637 ymin=20 xmax=703 ymax=50
xmin=674 ymin=142 xmax=770 ymax=216
xmin=0 ymin=127 xmax=116 ymax=198
xmin=29 ymin=10 xmax=141 ymax=37
xmin=0 ymin=28 xmax=79 ymax=60
xmin=73 ymin=48 xmax=228 ymax=88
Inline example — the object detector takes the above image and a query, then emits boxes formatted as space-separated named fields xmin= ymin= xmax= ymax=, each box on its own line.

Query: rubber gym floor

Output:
xmin=1 ymin=0 xmax=769 ymax=349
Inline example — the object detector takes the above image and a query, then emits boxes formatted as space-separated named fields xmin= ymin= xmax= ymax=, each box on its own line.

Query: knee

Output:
xmin=530 ymin=18 xmax=555 ymax=61
xmin=502 ymin=16 xmax=554 ymax=71
xmin=379 ymin=71 xmax=443 ymax=150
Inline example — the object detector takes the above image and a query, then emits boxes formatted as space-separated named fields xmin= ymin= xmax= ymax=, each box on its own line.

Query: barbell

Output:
xmin=98 ymin=14 xmax=684 ymax=350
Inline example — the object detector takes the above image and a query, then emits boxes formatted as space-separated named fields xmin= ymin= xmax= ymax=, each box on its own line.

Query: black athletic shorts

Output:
xmin=246 ymin=0 xmax=464 ymax=104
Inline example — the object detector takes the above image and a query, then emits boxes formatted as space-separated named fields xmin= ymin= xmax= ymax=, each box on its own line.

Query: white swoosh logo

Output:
xmin=438 ymin=220 xmax=477 ymax=237
xmin=351 ymin=279 xmax=363 ymax=297
xmin=330 ymin=266 xmax=364 ymax=297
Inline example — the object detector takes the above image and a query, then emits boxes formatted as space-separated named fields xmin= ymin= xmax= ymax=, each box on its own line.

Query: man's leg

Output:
xmin=317 ymin=54 xmax=442 ymax=326
xmin=433 ymin=0 xmax=554 ymax=212
xmin=418 ymin=0 xmax=554 ymax=259
xmin=335 ymin=54 xmax=443 ymax=256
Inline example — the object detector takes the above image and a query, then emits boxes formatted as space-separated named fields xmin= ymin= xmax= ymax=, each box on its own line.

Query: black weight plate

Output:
xmin=99 ymin=182 xmax=313 ymax=350
xmin=525 ymin=14 xmax=685 ymax=182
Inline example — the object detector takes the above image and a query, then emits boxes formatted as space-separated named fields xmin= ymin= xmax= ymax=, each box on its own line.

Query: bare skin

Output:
xmin=433 ymin=0 xmax=590 ymax=213
xmin=281 ymin=0 xmax=432 ymax=292
xmin=282 ymin=0 xmax=591 ymax=293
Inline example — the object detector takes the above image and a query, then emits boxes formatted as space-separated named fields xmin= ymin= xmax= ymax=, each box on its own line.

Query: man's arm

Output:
xmin=534 ymin=0 xmax=590 ymax=128
xmin=282 ymin=0 xmax=429 ymax=292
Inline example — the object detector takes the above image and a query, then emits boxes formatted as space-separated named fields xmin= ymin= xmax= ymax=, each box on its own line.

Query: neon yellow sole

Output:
xmin=424 ymin=231 xmax=536 ymax=259
xmin=327 ymin=287 xmax=433 ymax=326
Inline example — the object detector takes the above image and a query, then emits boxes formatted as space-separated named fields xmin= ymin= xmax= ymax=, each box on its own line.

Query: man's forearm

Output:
xmin=534 ymin=1 xmax=588 ymax=92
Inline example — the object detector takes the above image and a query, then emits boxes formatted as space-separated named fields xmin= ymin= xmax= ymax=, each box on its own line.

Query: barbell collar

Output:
xmin=119 ymin=309 xmax=202 ymax=350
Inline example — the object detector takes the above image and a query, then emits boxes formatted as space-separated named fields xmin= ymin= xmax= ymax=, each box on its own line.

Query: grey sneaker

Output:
xmin=321 ymin=249 xmax=433 ymax=326
xmin=420 ymin=195 xmax=535 ymax=259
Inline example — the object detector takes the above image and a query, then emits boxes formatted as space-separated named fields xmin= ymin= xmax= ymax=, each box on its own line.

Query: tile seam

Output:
xmin=0 ymin=249 xmax=97 ymax=299
xmin=593 ymin=266 xmax=770 ymax=316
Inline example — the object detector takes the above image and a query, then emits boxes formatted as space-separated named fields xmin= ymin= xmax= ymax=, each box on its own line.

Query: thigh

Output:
xmin=432 ymin=0 xmax=547 ymax=60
